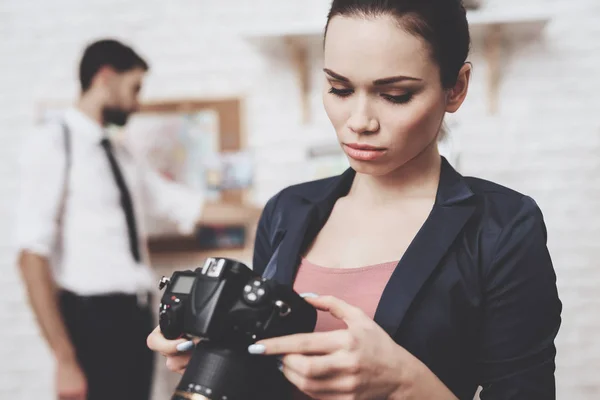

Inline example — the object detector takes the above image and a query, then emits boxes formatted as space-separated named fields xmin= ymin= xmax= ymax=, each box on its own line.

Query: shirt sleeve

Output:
xmin=478 ymin=196 xmax=562 ymax=399
xmin=14 ymin=122 xmax=67 ymax=257
xmin=140 ymin=162 xmax=204 ymax=235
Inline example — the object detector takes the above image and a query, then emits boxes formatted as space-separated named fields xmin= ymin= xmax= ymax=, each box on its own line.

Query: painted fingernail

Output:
xmin=176 ymin=341 xmax=194 ymax=352
xmin=248 ymin=344 xmax=266 ymax=354
xmin=277 ymin=360 xmax=284 ymax=372
xmin=300 ymin=293 xmax=319 ymax=298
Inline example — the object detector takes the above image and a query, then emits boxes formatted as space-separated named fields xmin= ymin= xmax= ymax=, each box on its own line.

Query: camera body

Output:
xmin=158 ymin=257 xmax=317 ymax=399
xmin=159 ymin=257 xmax=317 ymax=347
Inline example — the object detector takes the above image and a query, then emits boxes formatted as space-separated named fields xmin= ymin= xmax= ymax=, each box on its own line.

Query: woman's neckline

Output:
xmin=300 ymin=257 xmax=398 ymax=273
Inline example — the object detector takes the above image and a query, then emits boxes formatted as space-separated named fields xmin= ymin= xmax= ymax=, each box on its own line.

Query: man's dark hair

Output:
xmin=79 ymin=38 xmax=149 ymax=92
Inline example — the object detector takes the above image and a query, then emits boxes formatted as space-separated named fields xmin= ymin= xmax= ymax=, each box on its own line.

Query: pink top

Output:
xmin=290 ymin=258 xmax=398 ymax=399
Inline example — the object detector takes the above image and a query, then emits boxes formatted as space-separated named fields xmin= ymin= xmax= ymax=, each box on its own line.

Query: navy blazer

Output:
xmin=252 ymin=157 xmax=562 ymax=400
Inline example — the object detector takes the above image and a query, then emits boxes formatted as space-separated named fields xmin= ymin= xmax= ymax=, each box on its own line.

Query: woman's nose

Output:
xmin=347 ymin=112 xmax=379 ymax=134
xmin=347 ymin=100 xmax=379 ymax=134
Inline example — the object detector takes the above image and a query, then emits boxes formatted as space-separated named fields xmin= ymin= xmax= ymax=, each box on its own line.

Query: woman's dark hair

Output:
xmin=79 ymin=38 xmax=149 ymax=92
xmin=325 ymin=0 xmax=471 ymax=88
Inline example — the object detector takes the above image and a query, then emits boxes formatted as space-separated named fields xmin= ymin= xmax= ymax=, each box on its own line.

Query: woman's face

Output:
xmin=323 ymin=15 xmax=466 ymax=176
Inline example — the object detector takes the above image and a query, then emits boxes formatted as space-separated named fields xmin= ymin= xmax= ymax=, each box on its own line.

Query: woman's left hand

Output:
xmin=249 ymin=295 xmax=422 ymax=400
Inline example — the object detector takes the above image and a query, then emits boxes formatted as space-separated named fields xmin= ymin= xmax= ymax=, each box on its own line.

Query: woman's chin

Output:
xmin=346 ymin=158 xmax=395 ymax=177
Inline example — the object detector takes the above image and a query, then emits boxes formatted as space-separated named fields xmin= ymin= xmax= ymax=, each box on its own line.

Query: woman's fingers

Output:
xmin=303 ymin=295 xmax=365 ymax=323
xmin=282 ymin=364 xmax=358 ymax=399
xmin=282 ymin=351 xmax=360 ymax=379
xmin=252 ymin=329 xmax=352 ymax=356
xmin=165 ymin=354 xmax=192 ymax=374
xmin=146 ymin=325 xmax=189 ymax=356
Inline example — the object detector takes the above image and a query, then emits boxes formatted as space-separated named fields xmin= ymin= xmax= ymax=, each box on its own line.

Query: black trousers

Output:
xmin=59 ymin=290 xmax=155 ymax=400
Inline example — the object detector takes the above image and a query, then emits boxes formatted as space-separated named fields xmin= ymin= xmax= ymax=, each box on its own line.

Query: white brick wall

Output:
xmin=1 ymin=0 xmax=599 ymax=399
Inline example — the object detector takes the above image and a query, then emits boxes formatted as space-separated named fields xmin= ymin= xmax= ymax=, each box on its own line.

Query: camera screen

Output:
xmin=171 ymin=276 xmax=196 ymax=294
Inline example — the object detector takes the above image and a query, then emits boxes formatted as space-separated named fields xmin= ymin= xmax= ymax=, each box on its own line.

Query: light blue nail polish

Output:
xmin=300 ymin=293 xmax=319 ymax=298
xmin=176 ymin=341 xmax=194 ymax=352
xmin=248 ymin=344 xmax=266 ymax=354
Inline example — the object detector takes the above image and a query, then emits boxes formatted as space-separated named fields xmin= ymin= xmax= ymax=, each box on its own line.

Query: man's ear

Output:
xmin=445 ymin=63 xmax=471 ymax=113
xmin=93 ymin=65 xmax=117 ymax=88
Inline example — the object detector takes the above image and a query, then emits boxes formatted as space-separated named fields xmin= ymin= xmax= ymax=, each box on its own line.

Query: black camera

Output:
xmin=158 ymin=257 xmax=317 ymax=400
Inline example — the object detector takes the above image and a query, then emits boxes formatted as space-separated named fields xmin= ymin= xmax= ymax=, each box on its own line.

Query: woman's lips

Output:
xmin=343 ymin=143 xmax=387 ymax=161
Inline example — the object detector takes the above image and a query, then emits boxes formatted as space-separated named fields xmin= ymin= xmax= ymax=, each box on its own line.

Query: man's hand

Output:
xmin=56 ymin=358 xmax=87 ymax=400
xmin=18 ymin=251 xmax=86 ymax=399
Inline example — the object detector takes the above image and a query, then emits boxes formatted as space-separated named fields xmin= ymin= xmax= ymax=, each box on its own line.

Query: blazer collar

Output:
xmin=302 ymin=156 xmax=474 ymax=208
xmin=265 ymin=157 xmax=476 ymax=336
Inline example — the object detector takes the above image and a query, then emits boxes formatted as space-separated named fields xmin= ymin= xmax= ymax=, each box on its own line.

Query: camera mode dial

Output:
xmin=242 ymin=278 xmax=269 ymax=306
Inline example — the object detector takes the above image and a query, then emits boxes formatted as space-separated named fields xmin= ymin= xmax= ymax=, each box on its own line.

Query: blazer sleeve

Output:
xmin=252 ymin=191 xmax=283 ymax=276
xmin=478 ymin=196 xmax=562 ymax=399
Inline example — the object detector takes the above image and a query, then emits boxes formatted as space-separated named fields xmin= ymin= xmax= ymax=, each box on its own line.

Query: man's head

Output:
xmin=79 ymin=39 xmax=149 ymax=127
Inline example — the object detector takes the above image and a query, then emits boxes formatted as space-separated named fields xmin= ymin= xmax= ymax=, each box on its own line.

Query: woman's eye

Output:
xmin=328 ymin=87 xmax=412 ymax=104
xmin=382 ymin=93 xmax=413 ymax=104
xmin=328 ymin=87 xmax=353 ymax=97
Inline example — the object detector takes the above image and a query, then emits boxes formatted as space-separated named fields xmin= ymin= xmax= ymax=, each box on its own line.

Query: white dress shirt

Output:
xmin=15 ymin=107 xmax=204 ymax=296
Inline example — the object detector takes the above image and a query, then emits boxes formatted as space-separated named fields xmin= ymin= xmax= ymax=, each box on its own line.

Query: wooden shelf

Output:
xmin=147 ymin=203 xmax=262 ymax=255
xmin=242 ymin=11 xmax=552 ymax=117
xmin=242 ymin=11 xmax=550 ymax=42
xmin=466 ymin=12 xmax=551 ymax=113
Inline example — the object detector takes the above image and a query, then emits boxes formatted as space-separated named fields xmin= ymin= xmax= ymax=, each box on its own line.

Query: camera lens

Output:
xmin=172 ymin=392 xmax=211 ymax=400
xmin=173 ymin=341 xmax=284 ymax=400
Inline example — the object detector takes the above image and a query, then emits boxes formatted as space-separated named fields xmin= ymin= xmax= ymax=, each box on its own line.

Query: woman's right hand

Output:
xmin=147 ymin=325 xmax=196 ymax=374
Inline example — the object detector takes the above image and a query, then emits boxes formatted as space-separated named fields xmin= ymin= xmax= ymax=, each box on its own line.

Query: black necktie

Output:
xmin=100 ymin=137 xmax=141 ymax=263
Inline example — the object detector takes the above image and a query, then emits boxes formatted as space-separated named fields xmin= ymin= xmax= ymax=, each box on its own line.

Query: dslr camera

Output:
xmin=158 ymin=257 xmax=317 ymax=400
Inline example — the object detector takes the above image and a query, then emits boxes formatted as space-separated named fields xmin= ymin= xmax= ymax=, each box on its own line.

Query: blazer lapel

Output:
xmin=265 ymin=168 xmax=356 ymax=286
xmin=265 ymin=204 xmax=318 ymax=285
xmin=374 ymin=158 xmax=476 ymax=336
xmin=261 ymin=157 xmax=474 ymax=338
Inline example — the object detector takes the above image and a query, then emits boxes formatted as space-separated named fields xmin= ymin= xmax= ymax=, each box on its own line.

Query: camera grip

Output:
xmin=159 ymin=301 xmax=185 ymax=340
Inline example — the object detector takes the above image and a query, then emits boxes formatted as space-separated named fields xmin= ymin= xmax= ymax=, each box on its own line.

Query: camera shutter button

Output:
xmin=275 ymin=300 xmax=291 ymax=317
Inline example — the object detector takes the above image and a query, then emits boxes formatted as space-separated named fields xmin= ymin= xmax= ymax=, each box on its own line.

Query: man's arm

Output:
xmin=15 ymin=123 xmax=87 ymax=399
xmin=18 ymin=251 xmax=76 ymax=363
xmin=141 ymin=162 xmax=261 ymax=234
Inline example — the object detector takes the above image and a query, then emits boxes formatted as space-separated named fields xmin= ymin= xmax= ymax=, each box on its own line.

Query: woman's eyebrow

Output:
xmin=323 ymin=68 xmax=349 ymax=82
xmin=373 ymin=75 xmax=423 ymax=85
xmin=324 ymin=68 xmax=422 ymax=85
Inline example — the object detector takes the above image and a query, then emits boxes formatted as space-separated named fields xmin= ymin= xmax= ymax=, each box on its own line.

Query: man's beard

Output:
xmin=102 ymin=107 xmax=130 ymax=127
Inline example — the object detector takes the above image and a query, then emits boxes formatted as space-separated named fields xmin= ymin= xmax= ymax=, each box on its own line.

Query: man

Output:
xmin=16 ymin=38 xmax=256 ymax=400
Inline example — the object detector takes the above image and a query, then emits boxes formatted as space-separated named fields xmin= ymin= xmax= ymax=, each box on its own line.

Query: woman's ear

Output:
xmin=445 ymin=63 xmax=472 ymax=113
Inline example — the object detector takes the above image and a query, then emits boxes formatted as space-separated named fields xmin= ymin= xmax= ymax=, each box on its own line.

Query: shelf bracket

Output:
xmin=484 ymin=24 xmax=503 ymax=114
xmin=285 ymin=37 xmax=311 ymax=124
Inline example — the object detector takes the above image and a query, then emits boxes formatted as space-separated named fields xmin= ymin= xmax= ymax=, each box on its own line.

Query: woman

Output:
xmin=148 ymin=0 xmax=562 ymax=398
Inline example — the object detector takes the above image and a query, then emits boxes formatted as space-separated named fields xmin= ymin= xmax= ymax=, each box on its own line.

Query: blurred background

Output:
xmin=1 ymin=0 xmax=599 ymax=399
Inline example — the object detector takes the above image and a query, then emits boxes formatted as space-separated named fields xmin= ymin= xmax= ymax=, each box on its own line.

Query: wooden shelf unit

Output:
xmin=242 ymin=11 xmax=552 ymax=117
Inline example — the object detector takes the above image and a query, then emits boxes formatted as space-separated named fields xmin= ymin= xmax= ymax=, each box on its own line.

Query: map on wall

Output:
xmin=118 ymin=109 xmax=220 ymax=198
xmin=115 ymin=109 xmax=252 ymax=201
